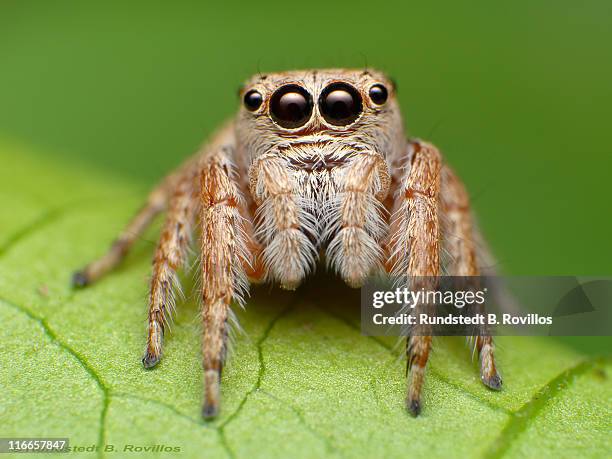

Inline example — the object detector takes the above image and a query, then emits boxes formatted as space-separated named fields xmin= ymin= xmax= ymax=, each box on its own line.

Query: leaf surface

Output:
xmin=1 ymin=139 xmax=610 ymax=459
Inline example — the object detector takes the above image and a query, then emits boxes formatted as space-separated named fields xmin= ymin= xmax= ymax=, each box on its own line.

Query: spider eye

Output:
xmin=319 ymin=83 xmax=362 ymax=126
xmin=369 ymin=84 xmax=388 ymax=105
xmin=243 ymin=90 xmax=263 ymax=111
xmin=269 ymin=84 xmax=313 ymax=128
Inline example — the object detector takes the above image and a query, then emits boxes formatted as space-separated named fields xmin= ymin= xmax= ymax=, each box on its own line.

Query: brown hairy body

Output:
xmin=73 ymin=68 xmax=501 ymax=419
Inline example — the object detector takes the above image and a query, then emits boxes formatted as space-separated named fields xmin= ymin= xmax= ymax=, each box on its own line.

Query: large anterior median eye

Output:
xmin=319 ymin=83 xmax=362 ymax=126
xmin=269 ymin=84 xmax=313 ymax=129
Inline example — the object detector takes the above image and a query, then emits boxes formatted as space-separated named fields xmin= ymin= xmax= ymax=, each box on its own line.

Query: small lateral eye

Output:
xmin=319 ymin=83 xmax=362 ymax=126
xmin=243 ymin=89 xmax=263 ymax=111
xmin=270 ymin=84 xmax=313 ymax=129
xmin=369 ymin=84 xmax=388 ymax=105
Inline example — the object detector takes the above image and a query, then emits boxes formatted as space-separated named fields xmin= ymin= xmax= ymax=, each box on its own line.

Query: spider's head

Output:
xmin=236 ymin=69 xmax=406 ymax=163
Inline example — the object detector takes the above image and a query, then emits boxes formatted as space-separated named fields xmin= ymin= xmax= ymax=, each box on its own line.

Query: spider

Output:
xmin=73 ymin=68 xmax=502 ymax=419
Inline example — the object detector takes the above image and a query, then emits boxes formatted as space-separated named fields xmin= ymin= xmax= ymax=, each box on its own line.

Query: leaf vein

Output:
xmin=317 ymin=305 xmax=512 ymax=415
xmin=483 ymin=357 xmax=608 ymax=459
xmin=217 ymin=301 xmax=298 ymax=458
xmin=0 ymin=208 xmax=65 ymax=258
xmin=0 ymin=296 xmax=110 ymax=459
xmin=0 ymin=197 xmax=108 ymax=259
xmin=259 ymin=389 xmax=340 ymax=456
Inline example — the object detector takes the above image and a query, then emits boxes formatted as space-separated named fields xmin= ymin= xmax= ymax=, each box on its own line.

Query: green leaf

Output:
xmin=1 ymin=138 xmax=610 ymax=459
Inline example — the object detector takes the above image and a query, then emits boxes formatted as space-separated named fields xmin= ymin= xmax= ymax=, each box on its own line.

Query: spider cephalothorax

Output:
xmin=73 ymin=68 xmax=502 ymax=419
xmin=236 ymin=69 xmax=403 ymax=290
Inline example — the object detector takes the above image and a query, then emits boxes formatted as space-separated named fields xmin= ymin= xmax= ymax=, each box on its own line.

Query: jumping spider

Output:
xmin=73 ymin=69 xmax=502 ymax=419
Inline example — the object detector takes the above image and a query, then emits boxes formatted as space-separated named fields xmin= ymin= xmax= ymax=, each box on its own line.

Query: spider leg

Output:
xmin=142 ymin=171 xmax=199 ymax=368
xmin=72 ymin=158 xmax=197 ymax=287
xmin=388 ymin=140 xmax=441 ymax=416
xmin=440 ymin=165 xmax=502 ymax=390
xmin=326 ymin=153 xmax=390 ymax=287
xmin=200 ymin=148 xmax=250 ymax=419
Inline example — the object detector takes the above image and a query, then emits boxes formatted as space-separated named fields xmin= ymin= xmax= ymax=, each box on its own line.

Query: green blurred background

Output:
xmin=1 ymin=0 xmax=610 ymax=353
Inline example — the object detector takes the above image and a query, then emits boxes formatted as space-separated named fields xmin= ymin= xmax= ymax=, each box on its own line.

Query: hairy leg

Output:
xmin=388 ymin=140 xmax=441 ymax=416
xmin=142 ymin=172 xmax=199 ymax=368
xmin=72 ymin=158 xmax=198 ymax=287
xmin=249 ymin=153 xmax=316 ymax=290
xmin=326 ymin=153 xmax=390 ymax=287
xmin=441 ymin=165 xmax=502 ymax=389
xmin=200 ymin=149 xmax=250 ymax=419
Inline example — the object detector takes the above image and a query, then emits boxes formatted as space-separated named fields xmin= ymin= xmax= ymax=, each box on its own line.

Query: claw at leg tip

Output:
xmin=142 ymin=353 xmax=160 ymax=369
xmin=202 ymin=402 xmax=219 ymax=420
xmin=482 ymin=373 xmax=502 ymax=390
xmin=71 ymin=271 xmax=89 ymax=289
xmin=406 ymin=398 xmax=421 ymax=417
